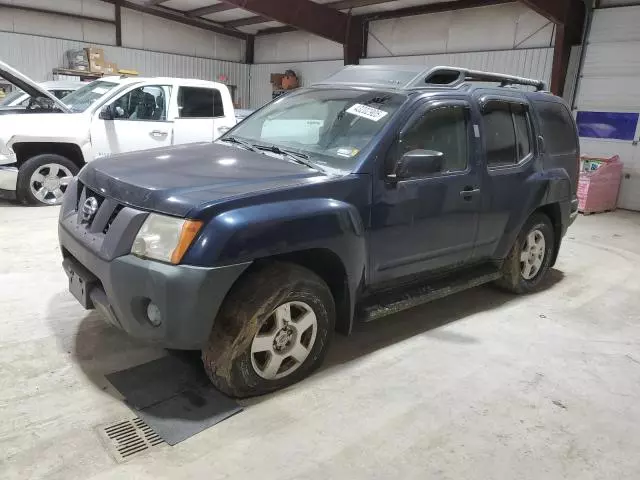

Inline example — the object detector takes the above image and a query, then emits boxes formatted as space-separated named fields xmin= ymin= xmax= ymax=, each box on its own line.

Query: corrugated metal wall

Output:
xmin=363 ymin=48 xmax=554 ymax=85
xmin=249 ymin=60 xmax=343 ymax=108
xmin=0 ymin=31 xmax=251 ymax=108
xmin=574 ymin=5 xmax=640 ymax=211
xmin=248 ymin=48 xmax=554 ymax=111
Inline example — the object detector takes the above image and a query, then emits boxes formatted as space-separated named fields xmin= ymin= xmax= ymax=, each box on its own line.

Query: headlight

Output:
xmin=131 ymin=213 xmax=203 ymax=264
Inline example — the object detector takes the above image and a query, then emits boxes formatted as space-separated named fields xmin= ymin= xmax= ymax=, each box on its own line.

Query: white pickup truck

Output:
xmin=0 ymin=61 xmax=237 ymax=205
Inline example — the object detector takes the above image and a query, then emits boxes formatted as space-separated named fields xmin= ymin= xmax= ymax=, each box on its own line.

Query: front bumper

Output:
xmin=59 ymin=221 xmax=250 ymax=350
xmin=0 ymin=165 xmax=18 ymax=199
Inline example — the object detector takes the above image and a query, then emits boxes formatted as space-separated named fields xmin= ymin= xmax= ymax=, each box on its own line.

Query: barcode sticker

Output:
xmin=346 ymin=103 xmax=389 ymax=122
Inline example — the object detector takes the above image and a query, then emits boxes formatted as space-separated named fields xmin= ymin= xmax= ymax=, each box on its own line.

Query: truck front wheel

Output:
xmin=496 ymin=212 xmax=555 ymax=294
xmin=202 ymin=262 xmax=335 ymax=398
xmin=17 ymin=154 xmax=78 ymax=206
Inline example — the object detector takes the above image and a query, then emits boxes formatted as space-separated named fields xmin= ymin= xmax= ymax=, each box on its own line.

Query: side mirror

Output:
xmin=99 ymin=104 xmax=114 ymax=120
xmin=393 ymin=149 xmax=444 ymax=180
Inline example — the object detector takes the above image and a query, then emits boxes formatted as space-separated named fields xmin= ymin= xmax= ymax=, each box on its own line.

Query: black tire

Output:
xmin=17 ymin=154 xmax=79 ymax=206
xmin=202 ymin=262 xmax=335 ymax=398
xmin=495 ymin=213 xmax=555 ymax=294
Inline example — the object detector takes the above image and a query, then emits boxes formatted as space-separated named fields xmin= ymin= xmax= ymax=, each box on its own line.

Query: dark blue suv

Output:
xmin=58 ymin=65 xmax=579 ymax=397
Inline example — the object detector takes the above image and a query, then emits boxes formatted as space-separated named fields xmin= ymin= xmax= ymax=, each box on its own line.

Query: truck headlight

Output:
xmin=131 ymin=214 xmax=203 ymax=264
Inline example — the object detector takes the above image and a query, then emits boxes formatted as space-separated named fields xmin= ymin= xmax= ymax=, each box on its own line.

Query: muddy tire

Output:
xmin=17 ymin=154 xmax=78 ymax=206
xmin=495 ymin=213 xmax=555 ymax=294
xmin=202 ymin=262 xmax=335 ymax=398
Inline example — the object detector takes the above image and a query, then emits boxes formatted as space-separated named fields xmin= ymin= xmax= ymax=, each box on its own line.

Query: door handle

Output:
xmin=460 ymin=187 xmax=481 ymax=200
xmin=150 ymin=130 xmax=168 ymax=138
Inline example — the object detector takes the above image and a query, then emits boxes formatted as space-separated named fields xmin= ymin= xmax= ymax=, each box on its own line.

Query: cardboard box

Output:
xmin=104 ymin=62 xmax=118 ymax=75
xmin=270 ymin=73 xmax=284 ymax=90
xmin=85 ymin=47 xmax=105 ymax=73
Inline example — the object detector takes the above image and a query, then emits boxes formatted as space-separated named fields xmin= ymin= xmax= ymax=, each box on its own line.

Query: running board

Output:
xmin=359 ymin=266 xmax=502 ymax=322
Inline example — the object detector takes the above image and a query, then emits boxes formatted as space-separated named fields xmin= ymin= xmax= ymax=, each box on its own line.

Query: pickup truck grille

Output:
xmin=76 ymin=183 xmax=120 ymax=235
xmin=60 ymin=180 xmax=149 ymax=261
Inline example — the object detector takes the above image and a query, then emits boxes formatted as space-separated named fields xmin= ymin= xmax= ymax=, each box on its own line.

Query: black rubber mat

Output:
xmin=106 ymin=353 xmax=242 ymax=445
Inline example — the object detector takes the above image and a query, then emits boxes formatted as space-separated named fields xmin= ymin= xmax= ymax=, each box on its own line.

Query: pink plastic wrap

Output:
xmin=577 ymin=155 xmax=623 ymax=214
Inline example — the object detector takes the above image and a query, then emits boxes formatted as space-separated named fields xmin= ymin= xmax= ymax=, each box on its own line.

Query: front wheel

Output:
xmin=16 ymin=154 xmax=79 ymax=206
xmin=202 ymin=262 xmax=335 ymax=398
xmin=496 ymin=213 xmax=555 ymax=294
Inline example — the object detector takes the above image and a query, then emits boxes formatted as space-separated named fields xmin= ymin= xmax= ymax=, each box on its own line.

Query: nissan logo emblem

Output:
xmin=82 ymin=197 xmax=99 ymax=222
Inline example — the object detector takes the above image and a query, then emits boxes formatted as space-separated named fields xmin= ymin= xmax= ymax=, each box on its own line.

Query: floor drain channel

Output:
xmin=99 ymin=418 xmax=164 ymax=462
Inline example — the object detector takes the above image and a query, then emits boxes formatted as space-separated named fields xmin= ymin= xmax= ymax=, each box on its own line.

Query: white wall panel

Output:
xmin=367 ymin=3 xmax=553 ymax=58
xmin=120 ymin=9 xmax=243 ymax=62
xmin=0 ymin=3 xmax=244 ymax=62
xmin=249 ymin=60 xmax=343 ymax=108
xmin=575 ymin=5 xmax=640 ymax=210
xmin=0 ymin=31 xmax=251 ymax=107
xmin=254 ymin=32 xmax=342 ymax=63
xmin=589 ymin=5 xmax=640 ymax=43
xmin=363 ymin=48 xmax=554 ymax=85
xmin=0 ymin=6 xmax=116 ymax=44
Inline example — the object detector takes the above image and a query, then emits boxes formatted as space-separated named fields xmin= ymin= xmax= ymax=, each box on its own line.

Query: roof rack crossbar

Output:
xmin=414 ymin=66 xmax=548 ymax=91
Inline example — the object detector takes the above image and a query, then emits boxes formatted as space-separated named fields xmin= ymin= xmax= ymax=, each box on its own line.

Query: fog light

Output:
xmin=147 ymin=302 xmax=162 ymax=327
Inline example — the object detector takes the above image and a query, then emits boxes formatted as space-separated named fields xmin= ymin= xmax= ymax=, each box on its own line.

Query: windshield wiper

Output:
xmin=220 ymin=136 xmax=260 ymax=153
xmin=255 ymin=144 xmax=325 ymax=173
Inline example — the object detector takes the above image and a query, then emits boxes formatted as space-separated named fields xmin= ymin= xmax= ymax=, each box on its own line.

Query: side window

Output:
xmin=53 ymin=89 xmax=75 ymax=99
xmin=397 ymin=105 xmax=469 ymax=175
xmin=513 ymin=104 xmax=532 ymax=160
xmin=482 ymin=101 xmax=532 ymax=168
xmin=534 ymin=101 xmax=577 ymax=155
xmin=111 ymin=85 xmax=169 ymax=121
xmin=178 ymin=87 xmax=224 ymax=118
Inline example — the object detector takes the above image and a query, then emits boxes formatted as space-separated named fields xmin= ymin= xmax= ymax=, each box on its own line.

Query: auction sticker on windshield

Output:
xmin=346 ymin=104 xmax=388 ymax=122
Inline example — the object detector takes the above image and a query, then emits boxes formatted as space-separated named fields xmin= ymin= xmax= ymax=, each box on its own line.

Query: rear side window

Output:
xmin=482 ymin=101 xmax=532 ymax=167
xmin=178 ymin=87 xmax=224 ymax=118
xmin=534 ymin=101 xmax=577 ymax=155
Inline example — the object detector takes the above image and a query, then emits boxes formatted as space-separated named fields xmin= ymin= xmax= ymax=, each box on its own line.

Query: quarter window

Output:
xmin=535 ymin=101 xmax=577 ymax=155
xmin=483 ymin=101 xmax=532 ymax=167
xmin=178 ymin=87 xmax=224 ymax=118
xmin=398 ymin=105 xmax=469 ymax=175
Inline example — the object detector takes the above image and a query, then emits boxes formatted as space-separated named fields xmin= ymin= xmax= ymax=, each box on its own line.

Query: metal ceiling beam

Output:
xmin=0 ymin=2 xmax=116 ymax=24
xmin=100 ymin=0 xmax=247 ymax=39
xmin=187 ymin=3 xmax=235 ymax=17
xmin=217 ymin=0 xmax=350 ymax=44
xmin=221 ymin=0 xmax=393 ymax=29
xmin=146 ymin=0 xmax=169 ymax=5
xmin=256 ymin=25 xmax=297 ymax=35
xmin=359 ymin=0 xmax=516 ymax=21
xmin=521 ymin=0 xmax=573 ymax=25
xmin=224 ymin=15 xmax=269 ymax=28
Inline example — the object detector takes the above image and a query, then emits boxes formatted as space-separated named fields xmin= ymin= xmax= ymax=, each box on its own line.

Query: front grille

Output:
xmin=76 ymin=181 xmax=124 ymax=235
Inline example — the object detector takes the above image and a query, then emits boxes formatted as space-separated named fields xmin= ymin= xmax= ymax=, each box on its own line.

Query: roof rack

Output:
xmin=410 ymin=66 xmax=548 ymax=92
xmin=313 ymin=65 xmax=548 ymax=92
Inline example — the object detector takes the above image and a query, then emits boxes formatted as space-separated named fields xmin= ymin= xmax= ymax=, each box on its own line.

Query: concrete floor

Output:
xmin=1 ymin=202 xmax=640 ymax=480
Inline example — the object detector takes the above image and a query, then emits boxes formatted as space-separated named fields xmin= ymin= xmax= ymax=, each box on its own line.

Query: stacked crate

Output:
xmin=577 ymin=155 xmax=623 ymax=214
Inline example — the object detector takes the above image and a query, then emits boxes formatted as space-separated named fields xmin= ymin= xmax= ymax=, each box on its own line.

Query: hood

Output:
xmin=79 ymin=142 xmax=331 ymax=217
xmin=0 ymin=112 xmax=87 ymax=146
xmin=0 ymin=60 xmax=71 ymax=113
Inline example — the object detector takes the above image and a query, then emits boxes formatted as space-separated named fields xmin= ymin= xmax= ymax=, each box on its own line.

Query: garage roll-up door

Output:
xmin=575 ymin=4 xmax=640 ymax=211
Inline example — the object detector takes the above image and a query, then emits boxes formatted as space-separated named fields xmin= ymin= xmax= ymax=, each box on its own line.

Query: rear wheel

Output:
xmin=202 ymin=262 xmax=335 ymax=398
xmin=17 ymin=154 xmax=78 ymax=206
xmin=496 ymin=213 xmax=555 ymax=294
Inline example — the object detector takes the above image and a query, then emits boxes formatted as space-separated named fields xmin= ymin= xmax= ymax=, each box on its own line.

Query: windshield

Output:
xmin=0 ymin=89 xmax=25 ymax=106
xmin=227 ymin=88 xmax=406 ymax=172
xmin=61 ymin=80 xmax=119 ymax=112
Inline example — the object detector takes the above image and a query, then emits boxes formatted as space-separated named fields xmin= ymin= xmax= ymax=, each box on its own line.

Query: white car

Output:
xmin=0 ymin=80 xmax=82 ymax=111
xmin=0 ymin=61 xmax=237 ymax=205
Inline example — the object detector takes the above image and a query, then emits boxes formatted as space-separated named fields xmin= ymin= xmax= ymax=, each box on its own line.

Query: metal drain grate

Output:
xmin=99 ymin=418 xmax=164 ymax=462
